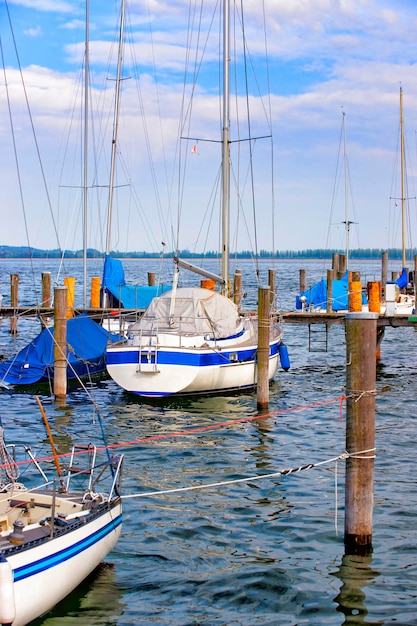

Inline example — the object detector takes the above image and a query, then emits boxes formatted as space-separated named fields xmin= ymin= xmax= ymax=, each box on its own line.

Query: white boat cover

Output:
xmin=129 ymin=287 xmax=245 ymax=338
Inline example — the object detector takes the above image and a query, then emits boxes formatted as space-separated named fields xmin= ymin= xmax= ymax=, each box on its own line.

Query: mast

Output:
xmin=221 ymin=0 xmax=230 ymax=296
xmin=400 ymin=86 xmax=406 ymax=268
xmin=82 ymin=0 xmax=89 ymax=308
xmin=342 ymin=111 xmax=350 ymax=271
xmin=105 ymin=0 xmax=126 ymax=257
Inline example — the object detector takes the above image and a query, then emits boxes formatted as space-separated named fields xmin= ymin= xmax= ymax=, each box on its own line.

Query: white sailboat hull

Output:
xmin=3 ymin=501 xmax=122 ymax=626
xmin=106 ymin=340 xmax=281 ymax=397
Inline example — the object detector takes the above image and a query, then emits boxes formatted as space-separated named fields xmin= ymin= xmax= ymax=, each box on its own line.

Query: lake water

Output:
xmin=0 ymin=257 xmax=416 ymax=625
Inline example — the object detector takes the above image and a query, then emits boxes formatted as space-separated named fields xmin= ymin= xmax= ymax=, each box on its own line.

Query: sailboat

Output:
xmin=105 ymin=0 xmax=285 ymax=398
xmin=0 ymin=1 xmax=123 ymax=389
xmin=387 ymin=86 xmax=415 ymax=313
xmin=0 ymin=399 xmax=123 ymax=626
xmin=296 ymin=111 xmax=367 ymax=312
xmin=100 ymin=0 xmax=170 ymax=315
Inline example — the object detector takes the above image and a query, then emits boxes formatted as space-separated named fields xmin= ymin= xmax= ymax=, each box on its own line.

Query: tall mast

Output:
xmin=342 ymin=110 xmax=350 ymax=270
xmin=82 ymin=0 xmax=89 ymax=308
xmin=221 ymin=0 xmax=230 ymax=296
xmin=400 ymin=86 xmax=406 ymax=268
xmin=105 ymin=0 xmax=126 ymax=256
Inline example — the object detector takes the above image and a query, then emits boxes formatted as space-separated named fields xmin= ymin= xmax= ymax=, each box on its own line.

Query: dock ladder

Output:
xmin=137 ymin=325 xmax=159 ymax=373
xmin=308 ymin=323 xmax=329 ymax=352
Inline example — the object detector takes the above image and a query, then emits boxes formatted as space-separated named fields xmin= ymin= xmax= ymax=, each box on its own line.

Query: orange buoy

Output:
xmin=201 ymin=279 xmax=216 ymax=290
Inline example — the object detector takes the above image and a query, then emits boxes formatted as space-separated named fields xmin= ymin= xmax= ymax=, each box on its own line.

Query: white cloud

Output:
xmin=9 ymin=0 xmax=73 ymax=12
xmin=24 ymin=26 xmax=42 ymax=37
xmin=2 ymin=0 xmax=417 ymax=252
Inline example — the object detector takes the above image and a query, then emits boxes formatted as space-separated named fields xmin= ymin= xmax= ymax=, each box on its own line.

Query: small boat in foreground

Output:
xmin=0 ymin=418 xmax=123 ymax=626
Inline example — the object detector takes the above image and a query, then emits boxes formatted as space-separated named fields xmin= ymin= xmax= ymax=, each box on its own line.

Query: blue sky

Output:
xmin=1 ymin=0 xmax=417 ymax=255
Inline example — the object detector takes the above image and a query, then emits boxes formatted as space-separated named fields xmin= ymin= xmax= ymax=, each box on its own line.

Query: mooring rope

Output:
xmin=0 ymin=393 xmax=349 ymax=470
xmin=120 ymin=448 xmax=375 ymax=500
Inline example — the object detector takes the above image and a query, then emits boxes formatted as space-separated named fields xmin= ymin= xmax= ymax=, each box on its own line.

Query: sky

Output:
xmin=1 ymin=0 xmax=417 ymax=255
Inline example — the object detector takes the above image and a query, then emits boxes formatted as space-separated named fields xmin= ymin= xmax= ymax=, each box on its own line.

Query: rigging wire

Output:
xmin=2 ymin=2 xmax=64 ymax=303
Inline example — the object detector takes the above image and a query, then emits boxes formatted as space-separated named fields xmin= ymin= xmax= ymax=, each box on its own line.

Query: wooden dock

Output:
xmin=282 ymin=311 xmax=417 ymax=328
xmin=1 ymin=306 xmax=416 ymax=329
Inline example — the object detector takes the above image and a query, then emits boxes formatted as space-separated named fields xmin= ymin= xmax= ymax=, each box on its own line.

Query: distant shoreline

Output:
xmin=0 ymin=257 xmax=408 ymax=264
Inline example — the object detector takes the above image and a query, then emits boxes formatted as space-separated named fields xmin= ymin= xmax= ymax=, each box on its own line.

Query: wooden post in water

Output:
xmin=332 ymin=253 xmax=339 ymax=275
xmin=10 ymin=273 xmax=19 ymax=335
xmin=326 ymin=269 xmax=333 ymax=312
xmin=344 ymin=311 xmax=377 ymax=555
xmin=339 ymin=254 xmax=347 ymax=278
xmin=268 ymin=269 xmax=276 ymax=309
xmin=41 ymin=272 xmax=52 ymax=307
xmin=54 ymin=286 xmax=68 ymax=401
xmin=257 ymin=286 xmax=270 ymax=410
xmin=381 ymin=252 xmax=388 ymax=302
xmin=233 ymin=269 xmax=242 ymax=309
xmin=148 ymin=272 xmax=155 ymax=286
xmin=299 ymin=269 xmax=306 ymax=294
xmin=40 ymin=272 xmax=52 ymax=329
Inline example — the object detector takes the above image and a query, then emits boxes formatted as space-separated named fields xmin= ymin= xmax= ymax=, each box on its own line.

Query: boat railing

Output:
xmin=65 ymin=443 xmax=123 ymax=500
xmin=65 ymin=443 xmax=97 ymax=492
xmin=108 ymin=453 xmax=124 ymax=499
xmin=6 ymin=443 xmax=49 ymax=484
xmin=129 ymin=312 xmax=222 ymax=347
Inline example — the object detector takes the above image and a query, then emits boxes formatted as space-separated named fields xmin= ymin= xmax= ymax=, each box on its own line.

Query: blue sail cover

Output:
xmin=0 ymin=314 xmax=118 ymax=385
xmin=295 ymin=272 xmax=367 ymax=311
xmin=101 ymin=256 xmax=171 ymax=309
xmin=396 ymin=268 xmax=408 ymax=289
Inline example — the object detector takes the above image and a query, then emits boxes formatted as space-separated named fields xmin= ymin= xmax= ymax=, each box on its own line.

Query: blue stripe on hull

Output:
xmin=13 ymin=513 xmax=122 ymax=582
xmin=107 ymin=341 xmax=280 ymax=367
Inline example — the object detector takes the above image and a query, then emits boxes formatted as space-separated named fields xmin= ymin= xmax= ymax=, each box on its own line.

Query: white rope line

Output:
xmin=346 ymin=389 xmax=377 ymax=402
xmin=0 ymin=479 xmax=54 ymax=507
xmin=121 ymin=448 xmax=375 ymax=500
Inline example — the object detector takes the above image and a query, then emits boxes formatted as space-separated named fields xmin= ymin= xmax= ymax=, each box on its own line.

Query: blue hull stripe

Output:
xmin=107 ymin=342 xmax=280 ymax=367
xmin=13 ymin=514 xmax=122 ymax=582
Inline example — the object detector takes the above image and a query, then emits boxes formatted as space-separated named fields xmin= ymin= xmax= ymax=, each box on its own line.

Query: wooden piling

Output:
xmin=41 ymin=272 xmax=52 ymax=308
xmin=326 ymin=269 xmax=333 ymax=312
xmin=299 ymin=269 xmax=306 ymax=294
xmin=257 ymin=286 xmax=270 ymax=410
xmin=10 ymin=273 xmax=19 ymax=335
xmin=54 ymin=286 xmax=68 ymax=400
xmin=268 ymin=269 xmax=276 ymax=308
xmin=332 ymin=253 xmax=340 ymax=274
xmin=339 ymin=254 xmax=347 ymax=278
xmin=344 ymin=312 xmax=377 ymax=555
xmin=233 ymin=269 xmax=242 ymax=309
xmin=148 ymin=272 xmax=156 ymax=286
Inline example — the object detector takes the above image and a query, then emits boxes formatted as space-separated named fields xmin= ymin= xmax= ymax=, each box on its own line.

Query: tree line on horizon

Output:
xmin=0 ymin=245 xmax=415 ymax=261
